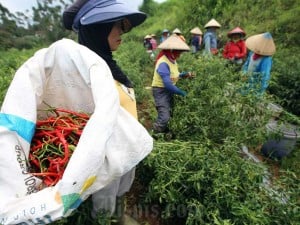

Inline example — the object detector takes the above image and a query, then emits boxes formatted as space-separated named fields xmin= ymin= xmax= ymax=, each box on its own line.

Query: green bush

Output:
xmin=139 ymin=140 xmax=299 ymax=224
xmin=0 ymin=48 xmax=36 ymax=105
xmin=170 ymin=55 xmax=271 ymax=147
xmin=268 ymin=48 xmax=300 ymax=116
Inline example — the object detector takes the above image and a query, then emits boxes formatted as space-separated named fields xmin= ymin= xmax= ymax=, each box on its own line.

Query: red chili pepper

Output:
xmin=55 ymin=108 xmax=90 ymax=119
xmin=29 ymin=107 xmax=90 ymax=186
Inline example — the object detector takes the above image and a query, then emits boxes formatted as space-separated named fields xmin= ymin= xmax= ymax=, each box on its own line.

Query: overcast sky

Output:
xmin=0 ymin=0 xmax=166 ymax=14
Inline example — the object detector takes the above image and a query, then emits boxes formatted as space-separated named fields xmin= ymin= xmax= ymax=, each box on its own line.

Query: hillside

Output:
xmin=128 ymin=0 xmax=300 ymax=115
xmin=0 ymin=0 xmax=299 ymax=225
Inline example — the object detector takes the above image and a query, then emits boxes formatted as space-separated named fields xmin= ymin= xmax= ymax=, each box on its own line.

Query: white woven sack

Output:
xmin=0 ymin=39 xmax=153 ymax=224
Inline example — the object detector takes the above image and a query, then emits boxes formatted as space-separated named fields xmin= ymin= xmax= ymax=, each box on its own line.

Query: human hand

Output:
xmin=187 ymin=72 xmax=196 ymax=78
xmin=179 ymin=90 xmax=187 ymax=96
xmin=179 ymin=71 xmax=188 ymax=78
xmin=180 ymin=71 xmax=195 ymax=78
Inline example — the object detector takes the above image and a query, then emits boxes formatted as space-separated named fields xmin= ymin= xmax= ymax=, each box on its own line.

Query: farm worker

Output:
xmin=190 ymin=26 xmax=203 ymax=53
xmin=172 ymin=27 xmax=186 ymax=42
xmin=223 ymin=27 xmax=247 ymax=64
xmin=241 ymin=32 xmax=276 ymax=95
xmin=144 ymin=34 xmax=153 ymax=52
xmin=150 ymin=33 xmax=158 ymax=50
xmin=203 ymin=18 xmax=221 ymax=56
xmin=160 ymin=28 xmax=169 ymax=43
xmin=151 ymin=34 xmax=192 ymax=134
xmin=63 ymin=0 xmax=149 ymax=223
xmin=144 ymin=34 xmax=155 ymax=60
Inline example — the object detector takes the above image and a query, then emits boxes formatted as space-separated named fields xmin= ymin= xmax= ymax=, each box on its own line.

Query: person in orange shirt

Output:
xmin=223 ymin=27 xmax=247 ymax=65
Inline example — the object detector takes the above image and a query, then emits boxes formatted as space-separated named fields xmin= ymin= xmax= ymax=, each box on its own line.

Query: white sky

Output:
xmin=0 ymin=0 xmax=166 ymax=14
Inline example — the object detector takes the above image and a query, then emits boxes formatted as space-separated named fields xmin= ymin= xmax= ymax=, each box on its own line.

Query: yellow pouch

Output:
xmin=115 ymin=81 xmax=138 ymax=119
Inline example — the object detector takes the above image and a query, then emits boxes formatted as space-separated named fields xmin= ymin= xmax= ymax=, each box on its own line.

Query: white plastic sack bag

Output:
xmin=0 ymin=39 xmax=153 ymax=224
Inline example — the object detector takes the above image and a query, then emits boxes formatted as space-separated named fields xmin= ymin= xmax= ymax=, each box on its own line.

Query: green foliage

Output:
xmin=139 ymin=0 xmax=159 ymax=16
xmin=0 ymin=0 xmax=299 ymax=224
xmin=0 ymin=0 xmax=72 ymax=50
xmin=140 ymin=140 xmax=299 ymax=224
xmin=170 ymin=55 xmax=271 ymax=147
xmin=0 ymin=48 xmax=36 ymax=105
xmin=31 ymin=0 xmax=72 ymax=44
xmin=269 ymin=49 xmax=300 ymax=115
xmin=136 ymin=0 xmax=187 ymax=38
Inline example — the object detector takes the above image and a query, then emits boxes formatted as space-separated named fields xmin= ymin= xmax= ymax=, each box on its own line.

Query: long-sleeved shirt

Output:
xmin=203 ymin=29 xmax=217 ymax=55
xmin=151 ymin=55 xmax=185 ymax=96
xmin=223 ymin=39 xmax=247 ymax=60
xmin=242 ymin=51 xmax=273 ymax=94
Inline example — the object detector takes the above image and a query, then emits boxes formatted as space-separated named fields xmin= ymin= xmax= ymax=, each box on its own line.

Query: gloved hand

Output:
xmin=179 ymin=71 xmax=188 ymax=78
xmin=180 ymin=71 xmax=195 ymax=78
xmin=178 ymin=90 xmax=187 ymax=97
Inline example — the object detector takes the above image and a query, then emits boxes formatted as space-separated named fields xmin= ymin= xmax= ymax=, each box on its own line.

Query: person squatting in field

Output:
xmin=63 ymin=0 xmax=148 ymax=223
xmin=151 ymin=34 xmax=193 ymax=134
xmin=222 ymin=26 xmax=247 ymax=65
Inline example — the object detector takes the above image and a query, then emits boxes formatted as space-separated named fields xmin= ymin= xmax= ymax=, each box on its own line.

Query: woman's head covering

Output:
xmin=204 ymin=18 xmax=221 ymax=29
xmin=67 ymin=0 xmax=148 ymax=88
xmin=246 ymin=32 xmax=276 ymax=56
xmin=162 ymin=28 xmax=169 ymax=34
xmin=227 ymin=27 xmax=246 ymax=38
xmin=190 ymin=27 xmax=202 ymax=35
xmin=63 ymin=0 xmax=89 ymax=30
xmin=63 ymin=0 xmax=147 ymax=32
xmin=157 ymin=34 xmax=190 ymax=51
xmin=172 ymin=28 xmax=182 ymax=34
xmin=144 ymin=34 xmax=152 ymax=39
xmin=78 ymin=22 xmax=135 ymax=87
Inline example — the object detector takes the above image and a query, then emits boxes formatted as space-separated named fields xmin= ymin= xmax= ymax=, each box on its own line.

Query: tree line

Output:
xmin=0 ymin=0 xmax=73 ymax=50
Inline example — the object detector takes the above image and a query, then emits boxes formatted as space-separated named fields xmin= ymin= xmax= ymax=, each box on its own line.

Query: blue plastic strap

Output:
xmin=0 ymin=113 xmax=35 ymax=143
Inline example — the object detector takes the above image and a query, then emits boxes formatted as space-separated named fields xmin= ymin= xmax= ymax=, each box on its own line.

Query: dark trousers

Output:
xmin=152 ymin=87 xmax=173 ymax=132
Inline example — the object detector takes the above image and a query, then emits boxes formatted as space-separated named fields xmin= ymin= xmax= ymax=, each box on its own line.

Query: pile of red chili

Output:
xmin=29 ymin=108 xmax=90 ymax=187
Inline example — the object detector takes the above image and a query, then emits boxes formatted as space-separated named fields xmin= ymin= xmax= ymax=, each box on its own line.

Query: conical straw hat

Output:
xmin=246 ymin=32 xmax=276 ymax=56
xmin=158 ymin=34 xmax=190 ymax=51
xmin=227 ymin=27 xmax=246 ymax=37
xmin=144 ymin=34 xmax=151 ymax=39
xmin=204 ymin=18 xmax=221 ymax=28
xmin=190 ymin=27 xmax=203 ymax=35
xmin=172 ymin=28 xmax=182 ymax=34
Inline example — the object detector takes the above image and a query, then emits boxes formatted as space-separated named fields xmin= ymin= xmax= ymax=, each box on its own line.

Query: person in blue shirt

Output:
xmin=190 ymin=27 xmax=203 ymax=53
xmin=160 ymin=28 xmax=170 ymax=43
xmin=203 ymin=18 xmax=221 ymax=56
xmin=151 ymin=34 xmax=192 ymax=134
xmin=242 ymin=32 xmax=276 ymax=95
